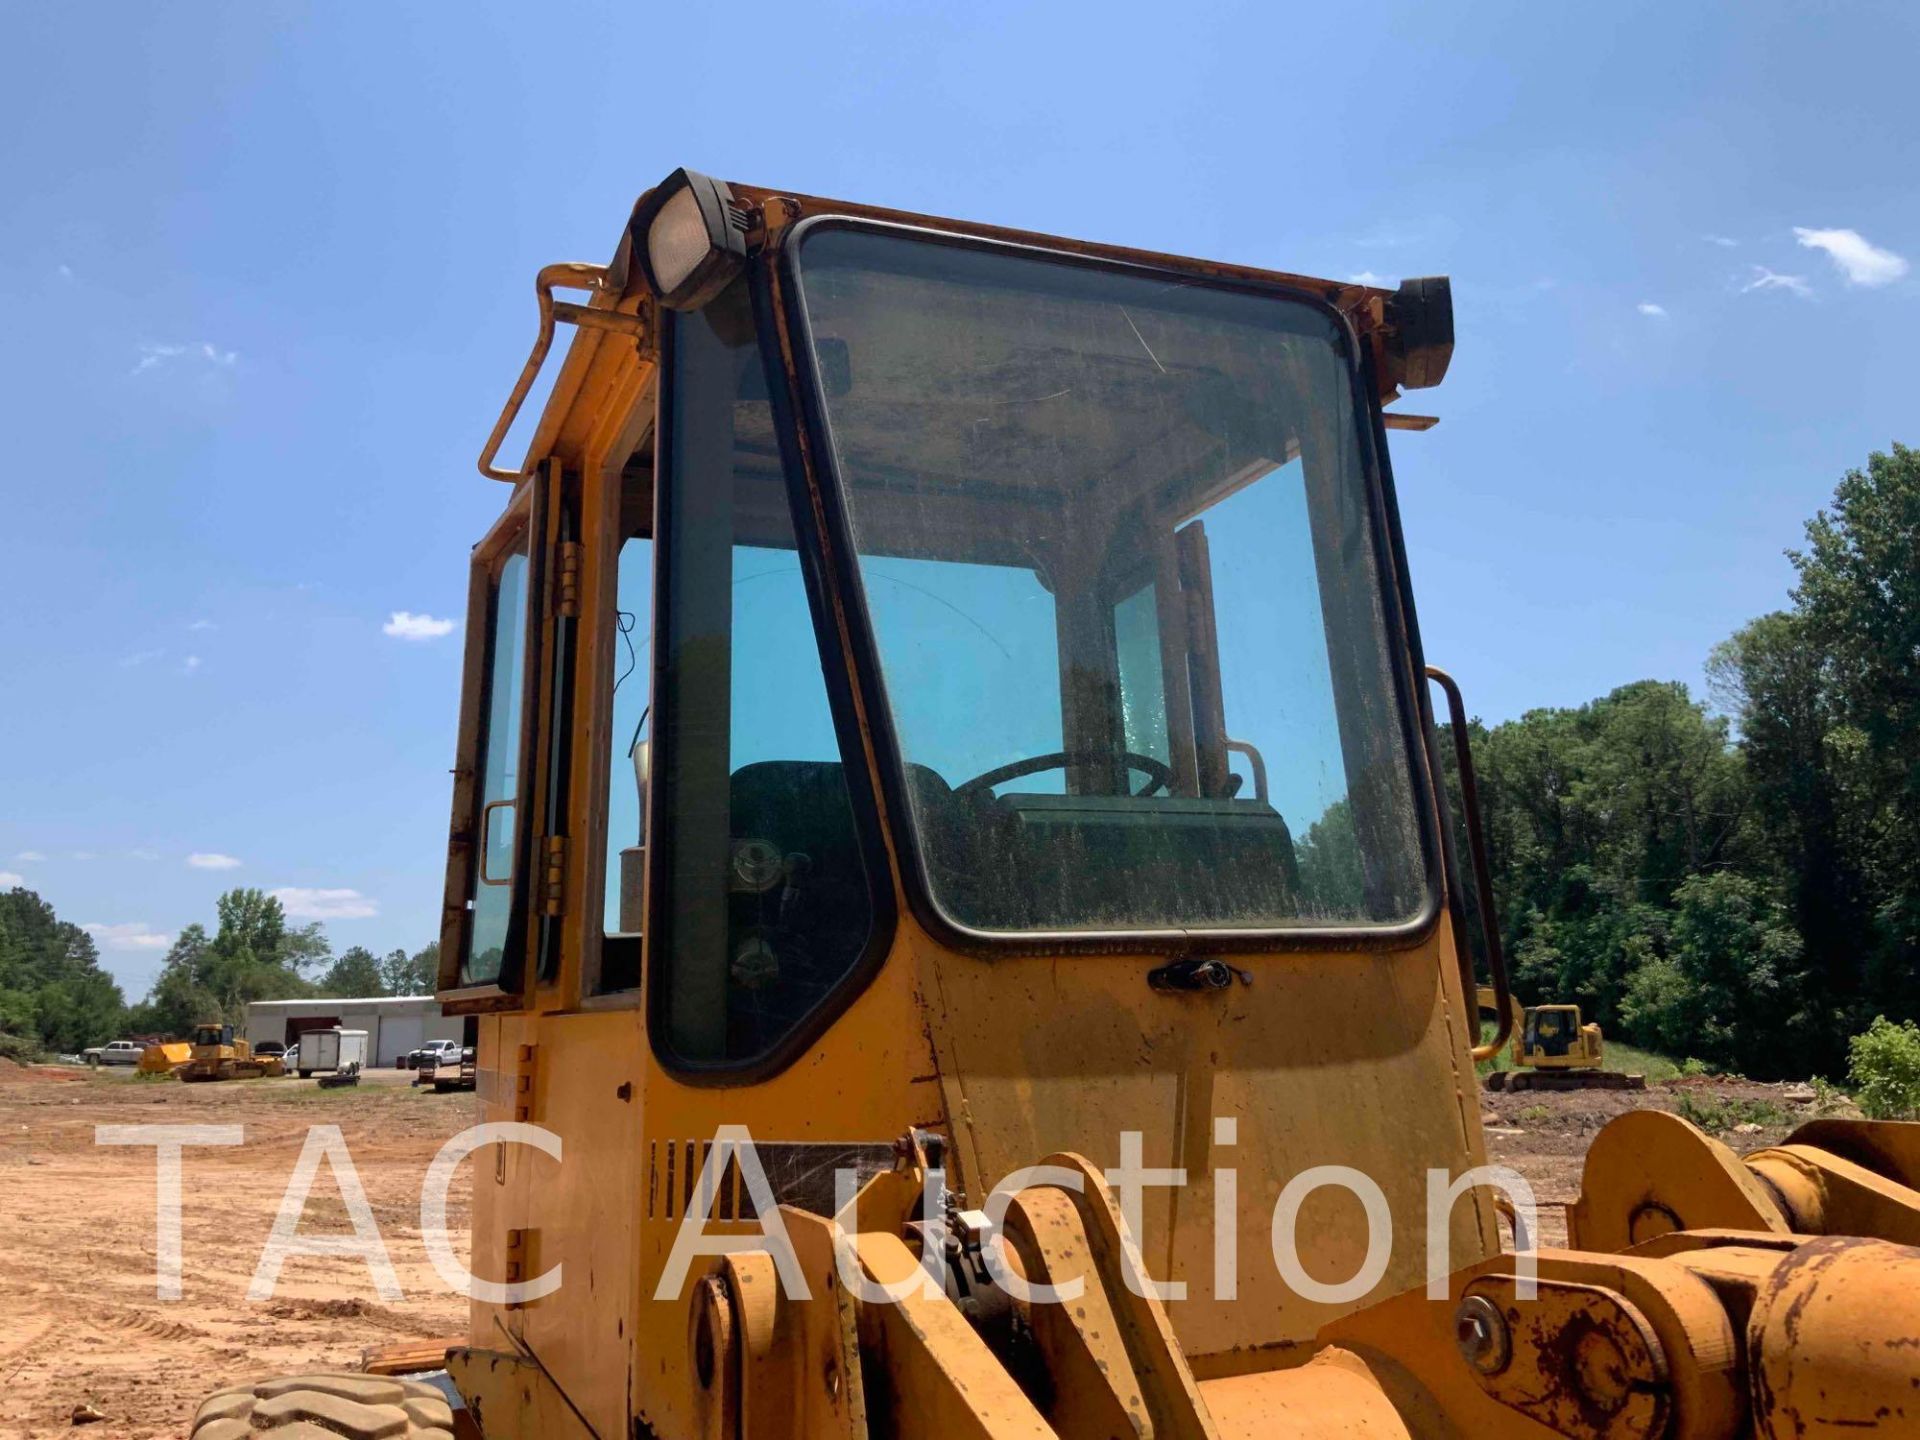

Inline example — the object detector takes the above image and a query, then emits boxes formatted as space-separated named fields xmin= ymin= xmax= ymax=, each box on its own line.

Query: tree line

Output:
xmin=0 ymin=884 xmax=438 ymax=1055
xmin=1443 ymin=443 xmax=1918 ymax=1081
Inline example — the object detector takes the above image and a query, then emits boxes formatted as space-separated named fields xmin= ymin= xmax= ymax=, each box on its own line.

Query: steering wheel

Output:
xmin=954 ymin=750 xmax=1176 ymax=799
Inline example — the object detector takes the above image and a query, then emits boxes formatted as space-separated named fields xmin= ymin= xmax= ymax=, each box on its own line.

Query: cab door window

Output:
xmin=649 ymin=282 xmax=888 ymax=1070
xmin=440 ymin=483 xmax=543 ymax=995
xmin=597 ymin=528 xmax=652 ymax=994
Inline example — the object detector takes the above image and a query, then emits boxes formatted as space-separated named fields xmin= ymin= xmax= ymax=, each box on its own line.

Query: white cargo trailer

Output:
xmin=298 ymin=1027 xmax=369 ymax=1079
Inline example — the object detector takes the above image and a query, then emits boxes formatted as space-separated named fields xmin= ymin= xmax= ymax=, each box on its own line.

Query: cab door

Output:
xmin=439 ymin=469 xmax=550 ymax=1001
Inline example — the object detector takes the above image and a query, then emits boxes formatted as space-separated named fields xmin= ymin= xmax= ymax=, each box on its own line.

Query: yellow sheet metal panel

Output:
xmin=920 ymin=926 xmax=1494 ymax=1358
xmin=138 ymin=1042 xmax=191 ymax=1073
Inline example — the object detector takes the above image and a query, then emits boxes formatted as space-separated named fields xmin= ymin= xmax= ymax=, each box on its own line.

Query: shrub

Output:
xmin=1680 ymin=1057 xmax=1713 ymax=1077
xmin=1808 ymin=1076 xmax=1849 ymax=1113
xmin=0 ymin=1030 xmax=45 ymax=1064
xmin=1847 ymin=1016 xmax=1920 ymax=1120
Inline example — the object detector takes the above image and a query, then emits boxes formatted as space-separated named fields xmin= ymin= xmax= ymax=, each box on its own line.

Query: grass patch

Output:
xmin=1602 ymin=1041 xmax=1683 ymax=1083
xmin=250 ymin=1079 xmax=393 ymax=1103
xmin=1476 ymin=1021 xmax=1682 ymax=1082
xmin=1672 ymin=1092 xmax=1791 ymax=1134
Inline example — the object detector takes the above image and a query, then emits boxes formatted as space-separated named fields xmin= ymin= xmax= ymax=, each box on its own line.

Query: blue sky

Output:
xmin=2 ymin=1 xmax=1913 ymax=997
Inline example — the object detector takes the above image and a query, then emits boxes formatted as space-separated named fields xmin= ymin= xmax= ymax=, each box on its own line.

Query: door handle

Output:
xmin=479 ymin=799 xmax=517 ymax=887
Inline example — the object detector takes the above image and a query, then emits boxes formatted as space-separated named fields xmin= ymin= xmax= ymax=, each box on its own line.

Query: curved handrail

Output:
xmin=1427 ymin=665 xmax=1513 ymax=1061
xmin=477 ymin=261 xmax=631 ymax=482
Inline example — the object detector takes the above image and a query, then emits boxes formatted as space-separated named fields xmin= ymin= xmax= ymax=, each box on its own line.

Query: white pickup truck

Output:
xmin=82 ymin=1040 xmax=144 ymax=1067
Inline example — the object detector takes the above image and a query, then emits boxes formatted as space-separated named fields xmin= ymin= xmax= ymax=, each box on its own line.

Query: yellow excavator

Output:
xmin=178 ymin=1021 xmax=284 ymax=1082
xmin=191 ymin=169 xmax=1920 ymax=1438
xmin=1477 ymin=986 xmax=1646 ymax=1091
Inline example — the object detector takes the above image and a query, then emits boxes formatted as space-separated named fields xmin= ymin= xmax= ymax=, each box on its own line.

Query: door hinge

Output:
xmin=539 ymin=834 xmax=568 ymax=917
xmin=555 ymin=540 xmax=583 ymax=619
xmin=513 ymin=1042 xmax=538 ymax=1124
xmin=503 ymin=1225 xmax=541 ymax=1308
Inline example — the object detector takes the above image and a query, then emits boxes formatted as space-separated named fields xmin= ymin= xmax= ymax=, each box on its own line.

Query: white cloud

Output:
xmin=129 ymin=848 xmax=160 ymax=861
xmin=1348 ymin=270 xmax=1395 ymax=287
xmin=187 ymin=852 xmax=242 ymax=870
xmin=187 ymin=619 xmax=216 ymax=632
xmin=83 ymin=922 xmax=174 ymax=952
xmin=1741 ymin=266 xmax=1813 ymax=299
xmin=1703 ymin=234 xmax=1740 ymax=248
xmin=1637 ymin=302 xmax=1668 ymax=317
xmin=1793 ymin=227 xmax=1909 ymax=288
xmin=57 ymin=263 xmax=75 ymax=279
xmin=0 ymin=872 xmax=23 ymax=888
xmin=119 ymin=648 xmax=166 ymax=668
xmin=15 ymin=851 xmax=44 ymax=862
xmin=182 ymin=655 xmax=202 ymax=674
xmin=383 ymin=611 xmax=457 ymax=641
xmin=132 ymin=341 xmax=238 ymax=377
xmin=70 ymin=851 xmax=96 ymax=861
xmin=270 ymin=886 xmax=379 ymax=920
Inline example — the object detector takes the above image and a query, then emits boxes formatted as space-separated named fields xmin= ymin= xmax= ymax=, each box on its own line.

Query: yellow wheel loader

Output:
xmin=179 ymin=1021 xmax=285 ymax=1082
xmin=194 ymin=170 xmax=1920 ymax=1439
xmin=1477 ymin=986 xmax=1646 ymax=1092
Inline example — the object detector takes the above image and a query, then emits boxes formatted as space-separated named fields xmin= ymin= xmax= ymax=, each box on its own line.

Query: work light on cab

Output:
xmin=629 ymin=166 xmax=749 ymax=310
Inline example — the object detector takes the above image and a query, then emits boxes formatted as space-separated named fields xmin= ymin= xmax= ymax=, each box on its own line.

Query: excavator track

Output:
xmin=1488 ymin=1068 xmax=1645 ymax=1092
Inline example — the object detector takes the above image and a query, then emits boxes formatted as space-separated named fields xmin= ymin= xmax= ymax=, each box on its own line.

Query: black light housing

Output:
xmin=1390 ymin=276 xmax=1454 ymax=389
xmin=628 ymin=167 xmax=751 ymax=312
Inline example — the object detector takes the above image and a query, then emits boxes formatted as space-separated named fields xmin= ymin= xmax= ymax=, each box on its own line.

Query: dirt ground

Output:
xmin=0 ymin=1061 xmax=473 ymax=1438
xmin=1478 ymin=1071 xmax=1836 ymax=1247
xmin=0 ymin=1057 xmax=1842 ymax=1437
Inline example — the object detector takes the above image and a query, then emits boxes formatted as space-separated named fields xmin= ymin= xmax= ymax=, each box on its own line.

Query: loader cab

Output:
xmin=1524 ymin=1004 xmax=1581 ymax=1059
xmin=636 ymin=219 xmax=1445 ymax=1069
xmin=437 ymin=170 xmax=1488 ymax=1436
xmin=192 ymin=1023 xmax=233 ymax=1049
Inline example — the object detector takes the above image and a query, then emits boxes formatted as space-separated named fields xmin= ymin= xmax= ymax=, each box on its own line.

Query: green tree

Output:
xmin=1705 ymin=445 xmax=1920 ymax=1069
xmin=379 ymin=942 xmax=439 ymax=997
xmin=0 ymin=886 xmax=126 ymax=1051
xmin=1792 ymin=443 xmax=1920 ymax=1007
xmin=1293 ymin=800 xmax=1363 ymax=917
xmin=320 ymin=945 xmax=386 ymax=997
xmin=135 ymin=891 xmax=319 ymax=1034
xmin=138 ymin=925 xmax=223 ymax=1037
xmin=1618 ymin=872 xmax=1802 ymax=1069
xmin=280 ymin=922 xmax=334 ymax=977
xmin=1441 ymin=681 xmax=1752 ymax=1032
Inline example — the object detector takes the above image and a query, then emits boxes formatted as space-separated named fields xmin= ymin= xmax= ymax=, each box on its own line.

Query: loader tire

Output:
xmin=192 ymin=1372 xmax=456 ymax=1440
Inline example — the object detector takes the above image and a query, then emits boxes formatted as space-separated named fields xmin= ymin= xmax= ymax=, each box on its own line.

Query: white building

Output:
xmin=244 ymin=996 xmax=468 ymax=1069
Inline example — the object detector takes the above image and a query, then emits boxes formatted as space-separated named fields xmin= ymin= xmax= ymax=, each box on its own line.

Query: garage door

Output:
xmin=380 ymin=1014 xmax=426 ymax=1068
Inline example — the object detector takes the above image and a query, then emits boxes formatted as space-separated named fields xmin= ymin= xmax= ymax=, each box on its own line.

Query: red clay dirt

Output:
xmin=0 ymin=1060 xmax=1839 ymax=1435
xmin=0 ymin=1065 xmax=471 ymax=1438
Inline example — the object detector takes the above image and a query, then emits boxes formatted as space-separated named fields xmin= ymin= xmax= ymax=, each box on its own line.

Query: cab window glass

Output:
xmin=652 ymin=285 xmax=880 ymax=1065
xmin=792 ymin=229 xmax=1428 ymax=935
xmin=463 ymin=543 xmax=529 ymax=983
xmin=600 ymin=531 xmax=652 ymax=992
